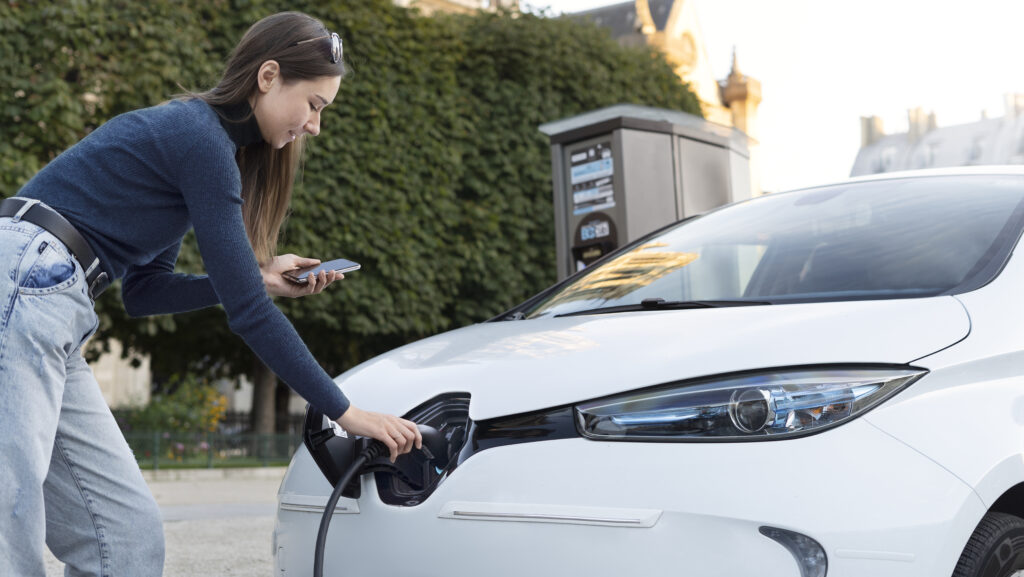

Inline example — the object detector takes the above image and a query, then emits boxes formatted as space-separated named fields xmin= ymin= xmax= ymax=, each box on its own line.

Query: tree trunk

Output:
xmin=274 ymin=381 xmax=292 ymax=434
xmin=250 ymin=357 xmax=276 ymax=434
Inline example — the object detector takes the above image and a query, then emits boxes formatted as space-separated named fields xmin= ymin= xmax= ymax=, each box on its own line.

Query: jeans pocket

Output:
xmin=18 ymin=240 xmax=78 ymax=295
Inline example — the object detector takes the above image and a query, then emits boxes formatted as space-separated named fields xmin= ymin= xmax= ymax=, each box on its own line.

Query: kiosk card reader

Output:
xmin=540 ymin=104 xmax=754 ymax=280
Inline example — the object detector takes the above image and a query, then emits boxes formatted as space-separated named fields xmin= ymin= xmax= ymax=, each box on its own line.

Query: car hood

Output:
xmin=336 ymin=297 xmax=969 ymax=421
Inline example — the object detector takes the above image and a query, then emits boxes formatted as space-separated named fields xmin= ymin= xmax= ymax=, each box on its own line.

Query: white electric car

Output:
xmin=274 ymin=167 xmax=1024 ymax=577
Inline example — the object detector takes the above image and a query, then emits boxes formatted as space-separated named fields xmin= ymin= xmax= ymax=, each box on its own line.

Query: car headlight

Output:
xmin=575 ymin=366 xmax=926 ymax=441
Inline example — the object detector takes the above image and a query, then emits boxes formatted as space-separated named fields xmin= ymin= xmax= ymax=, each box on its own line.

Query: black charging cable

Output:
xmin=313 ymin=424 xmax=447 ymax=577
xmin=313 ymin=440 xmax=387 ymax=577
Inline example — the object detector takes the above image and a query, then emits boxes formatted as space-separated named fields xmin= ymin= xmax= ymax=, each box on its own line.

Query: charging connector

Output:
xmin=313 ymin=425 xmax=447 ymax=577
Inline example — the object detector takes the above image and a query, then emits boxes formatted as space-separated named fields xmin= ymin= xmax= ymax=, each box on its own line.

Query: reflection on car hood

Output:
xmin=336 ymin=297 xmax=969 ymax=421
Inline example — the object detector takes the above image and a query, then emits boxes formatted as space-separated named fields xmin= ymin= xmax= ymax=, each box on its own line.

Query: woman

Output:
xmin=0 ymin=12 xmax=421 ymax=576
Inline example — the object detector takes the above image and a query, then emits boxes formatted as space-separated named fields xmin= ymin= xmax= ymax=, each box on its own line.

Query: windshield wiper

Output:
xmin=554 ymin=298 xmax=772 ymax=318
xmin=500 ymin=311 xmax=528 ymax=321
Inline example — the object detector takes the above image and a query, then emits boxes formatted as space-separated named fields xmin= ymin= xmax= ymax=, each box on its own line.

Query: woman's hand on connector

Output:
xmin=336 ymin=405 xmax=423 ymax=463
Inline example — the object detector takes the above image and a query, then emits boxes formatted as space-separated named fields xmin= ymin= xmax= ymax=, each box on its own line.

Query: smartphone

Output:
xmin=283 ymin=258 xmax=361 ymax=284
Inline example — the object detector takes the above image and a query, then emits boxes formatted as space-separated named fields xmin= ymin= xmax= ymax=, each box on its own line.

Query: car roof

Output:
xmin=788 ymin=165 xmax=1024 ymax=194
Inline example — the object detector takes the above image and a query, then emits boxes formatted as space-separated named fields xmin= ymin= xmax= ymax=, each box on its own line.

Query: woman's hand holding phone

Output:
xmin=260 ymin=254 xmax=343 ymax=298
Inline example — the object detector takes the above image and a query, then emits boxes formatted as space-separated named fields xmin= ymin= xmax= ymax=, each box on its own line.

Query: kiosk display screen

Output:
xmin=569 ymin=141 xmax=615 ymax=215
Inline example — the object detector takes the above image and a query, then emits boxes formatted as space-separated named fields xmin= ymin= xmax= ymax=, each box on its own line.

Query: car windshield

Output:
xmin=525 ymin=175 xmax=1024 ymax=319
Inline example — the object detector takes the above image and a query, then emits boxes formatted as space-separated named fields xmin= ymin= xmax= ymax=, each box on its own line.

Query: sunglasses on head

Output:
xmin=290 ymin=31 xmax=342 ymax=64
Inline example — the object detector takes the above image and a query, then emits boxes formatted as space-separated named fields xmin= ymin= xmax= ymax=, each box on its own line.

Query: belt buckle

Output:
xmin=88 ymin=271 xmax=109 ymax=300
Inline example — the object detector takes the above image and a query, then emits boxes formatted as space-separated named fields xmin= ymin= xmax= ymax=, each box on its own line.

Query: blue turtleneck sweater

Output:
xmin=17 ymin=98 xmax=350 ymax=419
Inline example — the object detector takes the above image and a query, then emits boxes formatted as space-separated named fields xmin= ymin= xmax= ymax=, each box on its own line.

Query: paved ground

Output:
xmin=44 ymin=468 xmax=286 ymax=577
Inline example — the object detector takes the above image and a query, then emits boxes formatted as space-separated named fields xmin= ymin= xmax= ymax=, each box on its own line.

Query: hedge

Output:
xmin=0 ymin=0 xmax=701 ymax=386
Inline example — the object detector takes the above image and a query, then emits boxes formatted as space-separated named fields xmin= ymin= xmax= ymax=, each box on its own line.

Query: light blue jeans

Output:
xmin=0 ymin=216 xmax=164 ymax=576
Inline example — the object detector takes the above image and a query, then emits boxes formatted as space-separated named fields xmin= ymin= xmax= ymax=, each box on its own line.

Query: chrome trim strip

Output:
xmin=278 ymin=494 xmax=359 ymax=515
xmin=439 ymin=501 xmax=661 ymax=528
xmin=452 ymin=510 xmax=644 ymax=525
xmin=279 ymin=503 xmax=355 ymax=515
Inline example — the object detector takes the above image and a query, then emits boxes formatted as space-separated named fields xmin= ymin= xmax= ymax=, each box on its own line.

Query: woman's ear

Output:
xmin=257 ymin=60 xmax=281 ymax=93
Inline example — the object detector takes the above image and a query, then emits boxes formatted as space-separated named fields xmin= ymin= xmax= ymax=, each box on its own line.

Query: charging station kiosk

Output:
xmin=540 ymin=104 xmax=753 ymax=281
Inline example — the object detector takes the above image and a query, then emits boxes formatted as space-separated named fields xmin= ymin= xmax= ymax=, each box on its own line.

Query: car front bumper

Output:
xmin=274 ymin=418 xmax=983 ymax=577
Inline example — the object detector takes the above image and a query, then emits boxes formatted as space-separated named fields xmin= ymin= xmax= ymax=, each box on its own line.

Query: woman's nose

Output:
xmin=305 ymin=113 xmax=321 ymax=136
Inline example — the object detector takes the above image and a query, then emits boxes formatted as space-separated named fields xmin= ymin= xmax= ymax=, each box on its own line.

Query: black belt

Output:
xmin=1 ymin=197 xmax=110 ymax=299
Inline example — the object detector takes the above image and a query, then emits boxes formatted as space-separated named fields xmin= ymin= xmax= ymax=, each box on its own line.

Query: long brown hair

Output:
xmin=196 ymin=12 xmax=345 ymax=264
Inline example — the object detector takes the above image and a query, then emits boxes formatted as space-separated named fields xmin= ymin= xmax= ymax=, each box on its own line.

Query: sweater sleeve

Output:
xmin=122 ymin=240 xmax=220 ymax=317
xmin=177 ymin=138 xmax=350 ymax=419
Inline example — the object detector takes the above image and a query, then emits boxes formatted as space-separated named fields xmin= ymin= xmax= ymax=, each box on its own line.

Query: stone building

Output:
xmin=851 ymin=94 xmax=1024 ymax=176
xmin=90 ymin=341 xmax=150 ymax=408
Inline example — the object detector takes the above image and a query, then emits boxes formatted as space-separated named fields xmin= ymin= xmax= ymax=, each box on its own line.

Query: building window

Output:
xmin=927 ymin=141 xmax=939 ymax=167
xmin=967 ymin=137 xmax=985 ymax=165
xmin=881 ymin=147 xmax=896 ymax=172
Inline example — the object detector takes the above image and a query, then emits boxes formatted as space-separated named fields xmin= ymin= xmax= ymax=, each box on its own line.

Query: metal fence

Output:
xmin=216 ymin=411 xmax=306 ymax=436
xmin=124 ymin=431 xmax=302 ymax=470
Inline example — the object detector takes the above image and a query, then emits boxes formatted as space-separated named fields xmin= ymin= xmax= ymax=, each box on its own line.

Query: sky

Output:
xmin=520 ymin=0 xmax=1024 ymax=192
